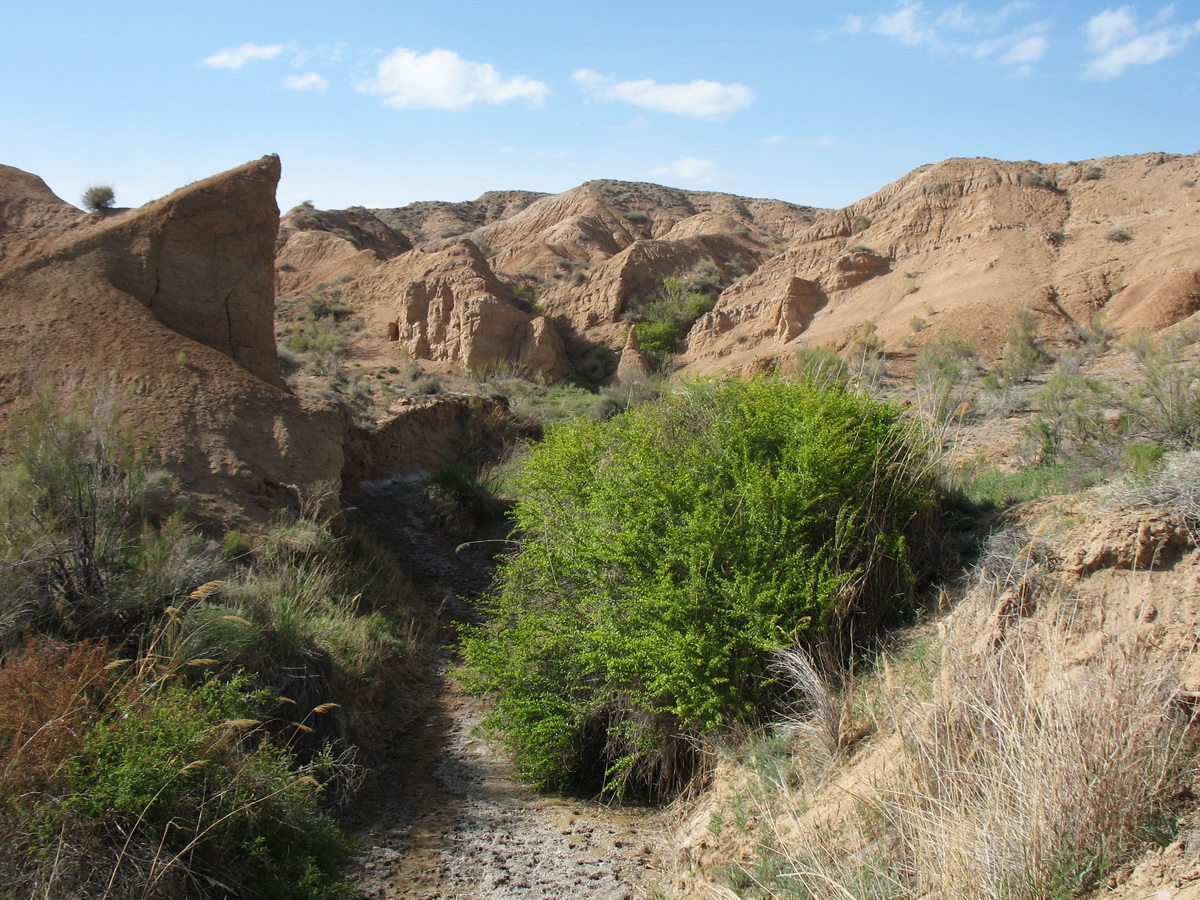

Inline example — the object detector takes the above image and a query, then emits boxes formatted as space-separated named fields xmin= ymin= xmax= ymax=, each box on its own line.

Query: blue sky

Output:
xmin=2 ymin=1 xmax=1198 ymax=212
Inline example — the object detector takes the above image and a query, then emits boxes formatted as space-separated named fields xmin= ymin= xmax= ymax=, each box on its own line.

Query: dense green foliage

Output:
xmin=65 ymin=675 xmax=355 ymax=899
xmin=632 ymin=275 xmax=717 ymax=362
xmin=460 ymin=377 xmax=939 ymax=797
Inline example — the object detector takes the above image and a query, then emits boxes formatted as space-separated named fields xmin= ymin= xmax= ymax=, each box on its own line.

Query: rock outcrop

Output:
xmin=616 ymin=328 xmax=652 ymax=383
xmin=0 ymin=157 xmax=341 ymax=517
xmin=353 ymin=239 xmax=573 ymax=380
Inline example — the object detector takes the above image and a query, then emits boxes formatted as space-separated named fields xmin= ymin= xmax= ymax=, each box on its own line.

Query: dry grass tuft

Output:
xmin=712 ymin=615 xmax=1193 ymax=899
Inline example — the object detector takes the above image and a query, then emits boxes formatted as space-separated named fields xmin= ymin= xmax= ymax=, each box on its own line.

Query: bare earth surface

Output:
xmin=340 ymin=478 xmax=669 ymax=900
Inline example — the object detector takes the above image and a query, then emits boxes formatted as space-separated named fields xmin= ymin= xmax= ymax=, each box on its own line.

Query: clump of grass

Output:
xmin=792 ymin=346 xmax=851 ymax=385
xmin=914 ymin=332 xmax=980 ymax=422
xmin=734 ymin=615 xmax=1191 ymax=900
xmin=0 ymin=394 xmax=425 ymax=898
xmin=951 ymin=457 xmax=1105 ymax=507
xmin=997 ymin=308 xmax=1050 ymax=385
xmin=1102 ymin=450 xmax=1200 ymax=540
xmin=844 ymin=320 xmax=888 ymax=389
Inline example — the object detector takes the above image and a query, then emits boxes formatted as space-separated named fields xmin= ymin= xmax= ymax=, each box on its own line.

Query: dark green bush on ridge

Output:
xmin=459 ymin=377 xmax=940 ymax=798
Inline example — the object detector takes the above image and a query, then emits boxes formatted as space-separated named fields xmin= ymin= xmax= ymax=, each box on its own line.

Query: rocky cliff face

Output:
xmin=0 ymin=157 xmax=523 ymax=516
xmin=0 ymin=158 xmax=337 ymax=517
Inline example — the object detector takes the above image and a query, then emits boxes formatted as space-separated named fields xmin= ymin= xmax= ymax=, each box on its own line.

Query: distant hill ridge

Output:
xmin=278 ymin=152 xmax=1200 ymax=379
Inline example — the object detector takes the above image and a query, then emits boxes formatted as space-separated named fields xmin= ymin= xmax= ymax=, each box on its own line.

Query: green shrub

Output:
xmin=1020 ymin=371 xmax=1110 ymax=463
xmin=81 ymin=184 xmax=115 ymax=213
xmin=459 ymin=377 xmax=939 ymax=798
xmin=997 ymin=308 xmax=1050 ymax=384
xmin=1121 ymin=330 xmax=1200 ymax=445
xmin=1071 ymin=314 xmax=1114 ymax=358
xmin=1019 ymin=172 xmax=1056 ymax=190
xmin=62 ymin=675 xmax=355 ymax=899
xmin=914 ymin=333 xmax=980 ymax=422
xmin=629 ymin=275 xmax=718 ymax=366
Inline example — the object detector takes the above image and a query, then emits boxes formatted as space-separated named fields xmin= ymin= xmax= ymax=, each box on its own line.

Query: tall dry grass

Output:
xmin=724 ymin=613 xmax=1193 ymax=900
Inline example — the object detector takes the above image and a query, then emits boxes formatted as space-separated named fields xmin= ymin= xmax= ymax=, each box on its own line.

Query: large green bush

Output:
xmin=460 ymin=377 xmax=939 ymax=798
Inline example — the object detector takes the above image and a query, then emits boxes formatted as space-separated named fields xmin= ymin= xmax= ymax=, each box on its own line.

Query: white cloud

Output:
xmin=1083 ymin=5 xmax=1200 ymax=79
xmin=572 ymin=69 xmax=756 ymax=119
xmin=999 ymin=33 xmax=1048 ymax=64
xmin=612 ymin=117 xmax=651 ymax=131
xmin=876 ymin=4 xmax=934 ymax=44
xmin=762 ymin=133 xmax=837 ymax=148
xmin=844 ymin=2 xmax=1049 ymax=71
xmin=358 ymin=47 xmax=550 ymax=110
xmin=202 ymin=43 xmax=284 ymax=69
xmin=651 ymin=157 xmax=726 ymax=185
xmin=282 ymin=72 xmax=329 ymax=92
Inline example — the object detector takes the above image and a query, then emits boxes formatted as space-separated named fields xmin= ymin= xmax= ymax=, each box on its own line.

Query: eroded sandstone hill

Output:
xmin=687 ymin=153 xmax=1200 ymax=372
xmin=280 ymin=153 xmax=1200 ymax=382
xmin=0 ymin=156 xmax=348 ymax=517
xmin=276 ymin=180 xmax=818 ymax=379
xmin=5 ymin=152 xmax=1197 ymax=511
xmin=0 ymin=158 xmax=505 ymax=519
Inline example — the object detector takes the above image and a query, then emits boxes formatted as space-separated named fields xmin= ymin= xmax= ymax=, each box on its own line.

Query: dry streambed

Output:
xmin=341 ymin=478 xmax=668 ymax=899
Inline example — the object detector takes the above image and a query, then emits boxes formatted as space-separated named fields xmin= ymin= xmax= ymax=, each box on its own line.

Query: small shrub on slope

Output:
xmin=630 ymin=275 xmax=717 ymax=365
xmin=459 ymin=377 xmax=939 ymax=798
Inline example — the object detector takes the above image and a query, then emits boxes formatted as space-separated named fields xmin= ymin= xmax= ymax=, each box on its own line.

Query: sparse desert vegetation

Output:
xmin=0 ymin=394 xmax=429 ymax=898
xmin=5 ymin=149 xmax=1200 ymax=898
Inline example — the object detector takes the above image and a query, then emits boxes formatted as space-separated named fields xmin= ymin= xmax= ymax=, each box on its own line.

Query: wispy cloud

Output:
xmin=572 ymin=70 xmax=756 ymax=119
xmin=843 ymin=2 xmax=1050 ymax=73
xmin=202 ymin=43 xmax=285 ymax=69
xmin=763 ymin=133 xmax=837 ymax=148
xmin=282 ymin=72 xmax=329 ymax=92
xmin=1083 ymin=5 xmax=1200 ymax=79
xmin=651 ymin=157 xmax=727 ymax=184
xmin=357 ymin=47 xmax=550 ymax=110
xmin=612 ymin=117 xmax=651 ymax=132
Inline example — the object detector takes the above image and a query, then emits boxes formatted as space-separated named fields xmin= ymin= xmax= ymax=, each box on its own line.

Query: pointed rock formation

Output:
xmin=616 ymin=328 xmax=653 ymax=383
xmin=0 ymin=157 xmax=343 ymax=517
